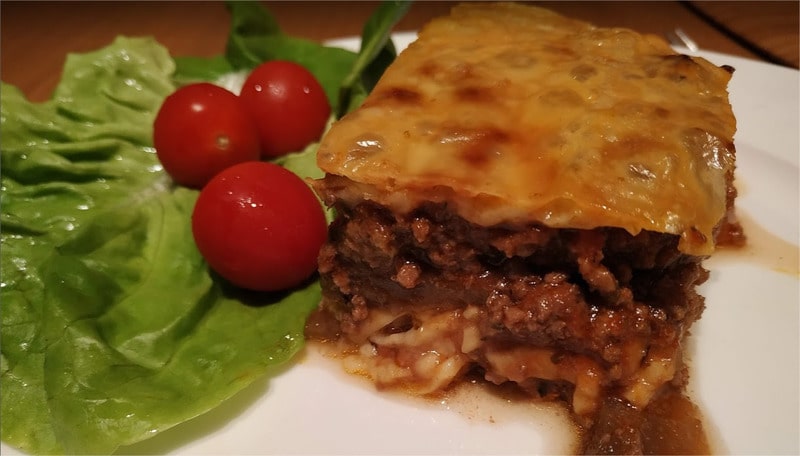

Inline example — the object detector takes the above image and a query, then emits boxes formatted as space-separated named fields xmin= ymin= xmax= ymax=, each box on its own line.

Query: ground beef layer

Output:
xmin=307 ymin=199 xmax=708 ymax=435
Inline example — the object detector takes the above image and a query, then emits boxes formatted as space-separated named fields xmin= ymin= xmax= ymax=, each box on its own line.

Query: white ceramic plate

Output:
xmin=4 ymin=32 xmax=798 ymax=456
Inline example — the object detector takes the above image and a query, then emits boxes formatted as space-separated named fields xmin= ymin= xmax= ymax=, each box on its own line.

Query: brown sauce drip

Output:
xmin=709 ymin=210 xmax=798 ymax=276
xmin=582 ymin=387 xmax=710 ymax=454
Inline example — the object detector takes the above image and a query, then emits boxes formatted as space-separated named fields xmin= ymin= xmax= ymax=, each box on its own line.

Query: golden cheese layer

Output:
xmin=317 ymin=2 xmax=737 ymax=255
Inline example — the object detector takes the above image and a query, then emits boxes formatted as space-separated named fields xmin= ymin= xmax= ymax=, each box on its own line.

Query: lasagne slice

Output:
xmin=308 ymin=2 xmax=739 ymax=453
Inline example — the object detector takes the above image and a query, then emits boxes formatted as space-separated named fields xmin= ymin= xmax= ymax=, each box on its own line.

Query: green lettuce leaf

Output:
xmin=1 ymin=2 xmax=411 ymax=454
xmin=0 ymin=36 xmax=319 ymax=455
xmin=172 ymin=55 xmax=235 ymax=87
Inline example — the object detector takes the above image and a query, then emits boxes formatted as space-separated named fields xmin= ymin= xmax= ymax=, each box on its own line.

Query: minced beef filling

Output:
xmin=314 ymin=201 xmax=707 ymax=370
xmin=307 ymin=199 xmax=714 ymax=453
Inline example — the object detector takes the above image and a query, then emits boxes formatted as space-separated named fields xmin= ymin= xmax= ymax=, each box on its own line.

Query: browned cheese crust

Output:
xmin=316 ymin=2 xmax=737 ymax=256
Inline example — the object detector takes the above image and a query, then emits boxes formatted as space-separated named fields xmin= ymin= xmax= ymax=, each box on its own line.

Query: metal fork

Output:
xmin=666 ymin=28 xmax=700 ymax=52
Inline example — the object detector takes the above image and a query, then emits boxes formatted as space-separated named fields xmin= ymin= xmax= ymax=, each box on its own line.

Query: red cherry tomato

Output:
xmin=153 ymin=83 xmax=260 ymax=188
xmin=239 ymin=60 xmax=331 ymax=158
xmin=191 ymin=161 xmax=328 ymax=292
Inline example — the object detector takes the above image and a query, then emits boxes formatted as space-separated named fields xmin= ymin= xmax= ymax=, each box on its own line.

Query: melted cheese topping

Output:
xmin=317 ymin=2 xmax=737 ymax=255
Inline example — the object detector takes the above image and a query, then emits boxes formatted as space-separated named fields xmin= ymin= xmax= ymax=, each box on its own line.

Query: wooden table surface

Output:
xmin=2 ymin=1 xmax=798 ymax=102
